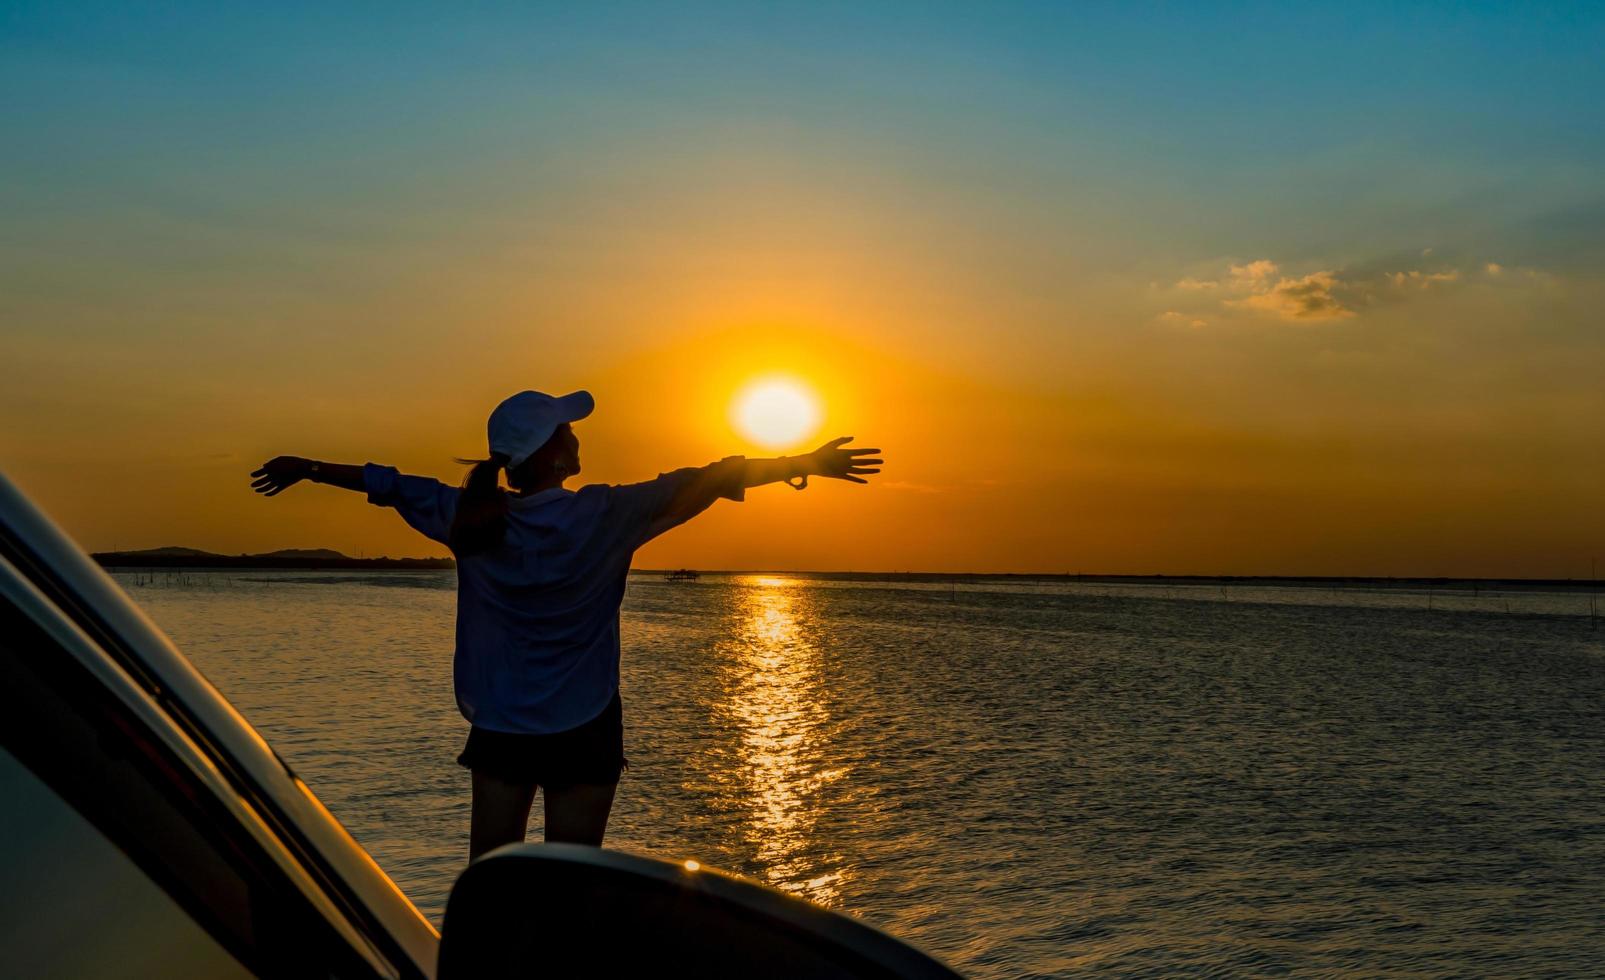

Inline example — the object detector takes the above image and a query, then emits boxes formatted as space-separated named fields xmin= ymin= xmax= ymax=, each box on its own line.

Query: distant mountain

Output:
xmin=92 ymin=546 xmax=452 ymax=570
xmin=115 ymin=546 xmax=226 ymax=558
xmin=255 ymin=548 xmax=348 ymax=560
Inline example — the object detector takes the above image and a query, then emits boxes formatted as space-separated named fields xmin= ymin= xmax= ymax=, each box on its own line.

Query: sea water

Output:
xmin=115 ymin=571 xmax=1605 ymax=978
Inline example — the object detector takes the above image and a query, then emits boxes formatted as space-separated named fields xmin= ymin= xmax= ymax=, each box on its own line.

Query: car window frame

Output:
xmin=0 ymin=472 xmax=438 ymax=978
xmin=0 ymin=551 xmax=400 ymax=978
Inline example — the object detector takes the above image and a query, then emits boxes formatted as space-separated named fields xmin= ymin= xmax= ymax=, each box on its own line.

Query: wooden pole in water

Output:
xmin=1592 ymin=557 xmax=1598 ymax=630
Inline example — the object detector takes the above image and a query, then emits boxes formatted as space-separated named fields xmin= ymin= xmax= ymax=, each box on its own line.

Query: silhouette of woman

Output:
xmin=251 ymin=389 xmax=881 ymax=859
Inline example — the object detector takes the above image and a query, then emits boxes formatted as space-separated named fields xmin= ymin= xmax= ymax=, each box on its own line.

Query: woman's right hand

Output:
xmin=805 ymin=437 xmax=883 ymax=484
xmin=250 ymin=456 xmax=312 ymax=496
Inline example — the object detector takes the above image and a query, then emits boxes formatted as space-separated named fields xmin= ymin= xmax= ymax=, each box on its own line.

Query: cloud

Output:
xmin=1228 ymin=259 xmax=1280 ymax=289
xmin=1164 ymin=253 xmax=1528 ymax=325
xmin=1176 ymin=257 xmax=1355 ymax=321
xmin=1389 ymin=269 xmax=1460 ymax=289
xmin=1172 ymin=260 xmax=1284 ymax=298
xmin=1227 ymin=270 xmax=1355 ymax=320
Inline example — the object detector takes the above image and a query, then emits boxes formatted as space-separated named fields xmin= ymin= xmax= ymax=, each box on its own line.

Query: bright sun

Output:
xmin=731 ymin=377 xmax=822 ymax=449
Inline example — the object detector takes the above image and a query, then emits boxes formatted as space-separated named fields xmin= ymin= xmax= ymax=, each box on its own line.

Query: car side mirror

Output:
xmin=437 ymin=843 xmax=960 ymax=978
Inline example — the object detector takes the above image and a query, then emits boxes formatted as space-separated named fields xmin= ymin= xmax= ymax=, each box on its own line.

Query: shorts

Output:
xmin=457 ymin=692 xmax=626 ymax=786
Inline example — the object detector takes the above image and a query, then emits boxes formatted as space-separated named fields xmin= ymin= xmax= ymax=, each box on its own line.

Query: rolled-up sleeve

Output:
xmin=363 ymin=463 xmax=459 ymax=545
xmin=607 ymin=456 xmax=746 ymax=549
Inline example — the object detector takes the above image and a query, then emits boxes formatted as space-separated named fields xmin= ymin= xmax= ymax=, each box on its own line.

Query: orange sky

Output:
xmin=7 ymin=293 xmax=1603 ymax=577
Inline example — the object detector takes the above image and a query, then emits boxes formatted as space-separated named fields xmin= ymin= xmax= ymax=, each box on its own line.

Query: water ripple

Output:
xmin=120 ymin=571 xmax=1605 ymax=978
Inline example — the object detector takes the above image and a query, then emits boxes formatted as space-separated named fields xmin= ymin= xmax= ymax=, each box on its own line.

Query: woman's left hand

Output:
xmin=805 ymin=437 xmax=883 ymax=484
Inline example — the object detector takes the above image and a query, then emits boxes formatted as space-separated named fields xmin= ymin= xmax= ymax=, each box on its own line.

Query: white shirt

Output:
xmin=363 ymin=458 xmax=744 ymax=734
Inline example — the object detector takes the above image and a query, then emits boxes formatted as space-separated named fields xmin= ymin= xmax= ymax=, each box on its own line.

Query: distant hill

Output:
xmin=93 ymin=547 xmax=453 ymax=570
xmin=115 ymin=546 xmax=226 ymax=558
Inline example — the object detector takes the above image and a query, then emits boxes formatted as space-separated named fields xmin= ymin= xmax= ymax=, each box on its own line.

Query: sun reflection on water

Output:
xmin=721 ymin=575 xmax=848 ymax=906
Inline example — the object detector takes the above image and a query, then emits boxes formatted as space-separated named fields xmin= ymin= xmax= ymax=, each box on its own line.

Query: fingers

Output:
xmin=252 ymin=473 xmax=295 ymax=495
xmin=813 ymin=437 xmax=883 ymax=484
xmin=250 ymin=467 xmax=266 ymax=478
xmin=821 ymin=439 xmax=881 ymax=456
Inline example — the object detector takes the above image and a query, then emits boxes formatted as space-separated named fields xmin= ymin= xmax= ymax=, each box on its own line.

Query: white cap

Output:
xmin=487 ymin=390 xmax=595 ymax=470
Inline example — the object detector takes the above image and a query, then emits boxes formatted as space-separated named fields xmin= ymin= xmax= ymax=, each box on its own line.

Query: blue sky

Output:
xmin=7 ymin=2 xmax=1602 ymax=263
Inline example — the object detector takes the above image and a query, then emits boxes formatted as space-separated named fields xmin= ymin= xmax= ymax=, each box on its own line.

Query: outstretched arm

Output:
xmin=250 ymin=456 xmax=366 ymax=496
xmin=742 ymin=436 xmax=883 ymax=490
xmin=650 ymin=436 xmax=882 ymax=537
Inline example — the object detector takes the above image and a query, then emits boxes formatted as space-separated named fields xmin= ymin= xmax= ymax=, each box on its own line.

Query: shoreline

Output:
xmin=93 ymin=557 xmax=1603 ymax=594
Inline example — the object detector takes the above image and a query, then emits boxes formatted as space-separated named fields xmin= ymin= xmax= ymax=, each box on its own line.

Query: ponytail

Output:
xmin=449 ymin=453 xmax=510 ymax=556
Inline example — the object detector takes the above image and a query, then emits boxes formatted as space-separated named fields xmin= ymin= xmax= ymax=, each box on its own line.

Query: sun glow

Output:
xmin=730 ymin=377 xmax=822 ymax=449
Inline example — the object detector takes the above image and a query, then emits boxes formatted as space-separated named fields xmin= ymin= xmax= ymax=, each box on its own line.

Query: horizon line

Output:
xmin=92 ymin=556 xmax=1603 ymax=586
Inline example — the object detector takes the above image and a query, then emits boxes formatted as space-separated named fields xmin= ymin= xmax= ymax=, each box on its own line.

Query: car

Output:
xmin=0 ymin=472 xmax=960 ymax=979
